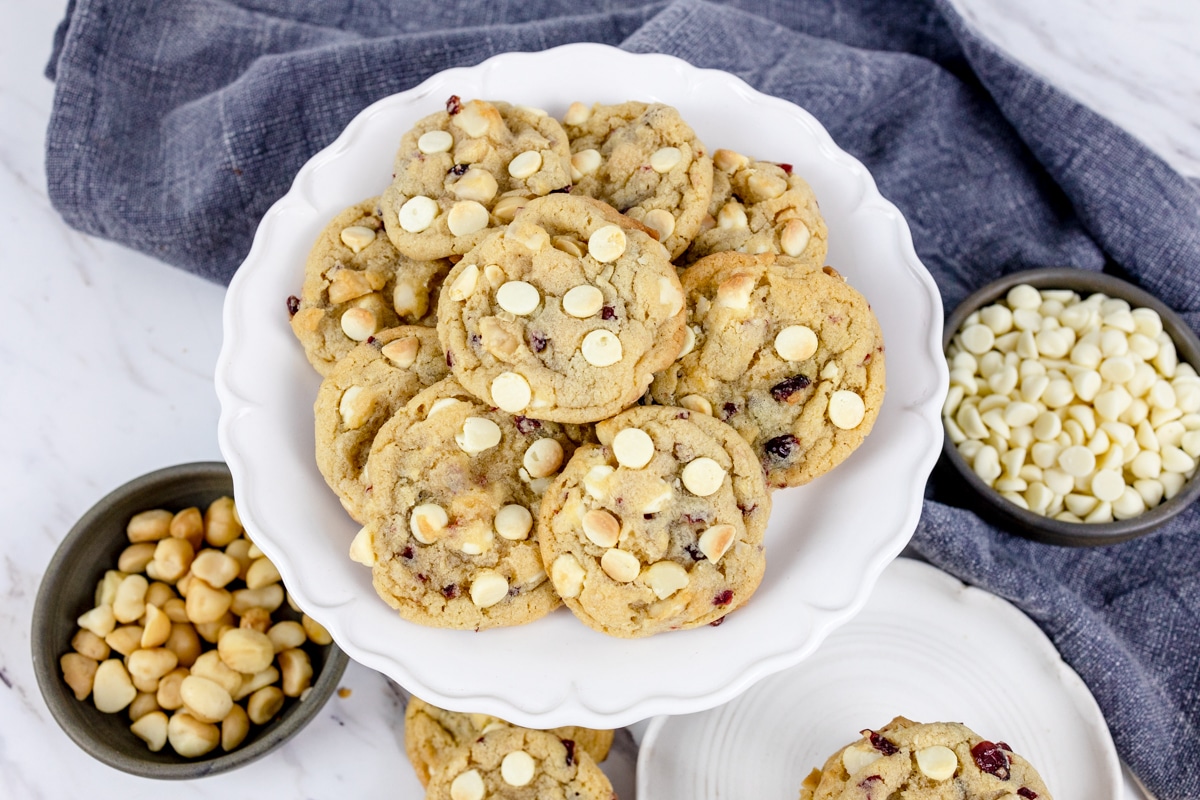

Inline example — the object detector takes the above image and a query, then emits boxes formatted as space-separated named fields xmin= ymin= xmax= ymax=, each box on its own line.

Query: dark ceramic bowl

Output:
xmin=942 ymin=268 xmax=1200 ymax=546
xmin=31 ymin=462 xmax=349 ymax=778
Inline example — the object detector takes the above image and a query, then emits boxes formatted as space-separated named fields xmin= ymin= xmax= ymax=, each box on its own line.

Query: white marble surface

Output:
xmin=2 ymin=0 xmax=1196 ymax=797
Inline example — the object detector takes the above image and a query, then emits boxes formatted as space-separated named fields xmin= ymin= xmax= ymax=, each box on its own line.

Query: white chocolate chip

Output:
xmin=448 ymin=263 xmax=480 ymax=301
xmin=679 ymin=395 xmax=713 ymax=416
xmin=496 ymin=281 xmax=540 ymax=315
xmin=348 ymin=526 xmax=375 ymax=566
xmin=456 ymin=416 xmax=502 ymax=455
xmin=581 ymin=330 xmax=622 ymax=367
xmin=1091 ymin=468 xmax=1126 ymax=503
xmin=643 ymin=209 xmax=676 ymax=241
xmin=746 ymin=170 xmax=787 ymax=200
xmin=469 ymin=570 xmax=509 ymax=608
xmin=459 ymin=525 xmax=494 ymax=556
xmin=828 ymin=390 xmax=866 ymax=429
xmin=961 ymin=324 xmax=996 ymax=354
xmin=410 ymin=504 xmax=448 ymax=544
xmin=780 ymin=220 xmax=811 ymax=256
xmin=494 ymin=505 xmax=533 ymax=541
xmin=451 ymin=168 xmax=498 ymax=203
xmin=398 ymin=196 xmax=438 ymax=233
xmin=713 ymin=148 xmax=750 ymax=173
xmin=381 ymin=335 xmax=420 ymax=368
xmin=507 ymin=151 xmax=542 ymax=180
xmin=659 ymin=277 xmax=684 ymax=316
xmin=698 ymin=524 xmax=736 ymax=562
xmin=338 ymin=385 xmax=376 ymax=429
xmin=340 ymin=307 xmax=377 ymax=341
xmin=915 ymin=745 xmax=958 ymax=781
xmin=523 ymin=438 xmax=565 ymax=479
xmin=393 ymin=281 xmax=422 ymax=318
xmin=775 ymin=325 xmax=818 ymax=361
xmin=563 ymin=102 xmax=591 ymax=126
xmin=588 ymin=225 xmax=627 ymax=263
xmin=570 ymin=148 xmax=602 ymax=180
xmin=501 ymin=750 xmax=536 ymax=786
xmin=612 ymin=428 xmax=655 ymax=469
xmin=715 ymin=273 xmax=755 ymax=310
xmin=453 ymin=102 xmax=493 ymax=138
xmin=681 ymin=458 xmax=726 ymax=496
xmin=506 ymin=220 xmax=550 ymax=251
xmin=649 ymin=146 xmax=682 ymax=173
xmin=492 ymin=194 xmax=529 ymax=223
xmin=600 ymin=549 xmax=640 ymax=583
xmin=717 ymin=201 xmax=748 ymax=230
xmin=551 ymin=554 xmax=585 ymax=599
xmin=640 ymin=480 xmax=674 ymax=514
xmin=677 ymin=326 xmax=697 ymax=360
xmin=842 ymin=745 xmax=882 ymax=775
xmin=417 ymin=130 xmax=453 ymax=154
xmin=491 ymin=372 xmax=531 ymax=412
xmin=447 ymin=201 xmax=489 ymax=236
xmin=339 ymin=225 xmax=376 ymax=253
xmin=450 ymin=769 xmax=485 ymax=800
xmin=643 ymin=561 xmax=689 ymax=600
xmin=583 ymin=465 xmax=614 ymax=499
xmin=429 ymin=397 xmax=465 ymax=417
xmin=581 ymin=509 xmax=620 ymax=548
xmin=562 ymin=285 xmax=604 ymax=318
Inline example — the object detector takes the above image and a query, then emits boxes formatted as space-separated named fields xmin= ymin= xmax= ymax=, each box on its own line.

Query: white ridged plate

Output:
xmin=216 ymin=43 xmax=947 ymax=729
xmin=638 ymin=557 xmax=1121 ymax=799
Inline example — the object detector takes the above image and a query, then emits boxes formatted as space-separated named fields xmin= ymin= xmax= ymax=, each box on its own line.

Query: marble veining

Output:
xmin=3 ymin=0 xmax=1196 ymax=796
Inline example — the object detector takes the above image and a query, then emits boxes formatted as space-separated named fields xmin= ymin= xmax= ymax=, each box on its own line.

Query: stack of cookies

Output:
xmin=287 ymin=96 xmax=886 ymax=638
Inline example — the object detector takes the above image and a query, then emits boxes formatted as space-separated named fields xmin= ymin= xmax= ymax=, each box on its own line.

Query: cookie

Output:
xmin=424 ymin=727 xmax=615 ymax=800
xmin=403 ymin=696 xmax=613 ymax=787
xmin=357 ymin=378 xmax=588 ymax=630
xmin=538 ymin=405 xmax=770 ymax=638
xmin=681 ymin=148 xmax=828 ymax=266
xmin=437 ymin=193 xmax=686 ymax=424
xmin=798 ymin=716 xmax=1054 ymax=800
xmin=289 ymin=197 xmax=452 ymax=376
xmin=313 ymin=327 xmax=448 ymax=522
xmin=562 ymin=101 xmax=713 ymax=259
xmin=380 ymin=97 xmax=573 ymax=261
xmin=651 ymin=252 xmax=885 ymax=488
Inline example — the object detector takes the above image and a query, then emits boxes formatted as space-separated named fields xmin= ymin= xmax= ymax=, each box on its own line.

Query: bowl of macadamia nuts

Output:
xmin=31 ymin=462 xmax=349 ymax=778
xmin=942 ymin=267 xmax=1200 ymax=546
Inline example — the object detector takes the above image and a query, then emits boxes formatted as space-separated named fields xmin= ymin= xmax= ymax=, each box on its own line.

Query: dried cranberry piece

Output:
xmin=713 ymin=589 xmax=734 ymax=606
xmin=449 ymin=163 xmax=468 ymax=177
xmin=971 ymin=741 xmax=1011 ymax=780
xmin=770 ymin=374 xmax=811 ymax=402
xmin=684 ymin=542 xmax=703 ymax=561
xmin=683 ymin=512 xmax=709 ymax=525
xmin=561 ymin=739 xmax=576 ymax=766
xmin=550 ymin=184 xmax=572 ymax=194
xmin=600 ymin=306 xmax=616 ymax=320
xmin=777 ymin=162 xmax=794 ymax=175
xmin=513 ymin=416 xmax=542 ymax=434
xmin=738 ymin=502 xmax=758 ymax=516
xmin=1018 ymin=789 xmax=1038 ymax=799
xmin=709 ymin=616 xmax=725 ymax=627
xmin=858 ymin=775 xmax=882 ymax=789
xmin=441 ymin=584 xmax=458 ymax=599
xmin=400 ymin=546 xmax=414 ymax=559
xmin=763 ymin=434 xmax=799 ymax=461
xmin=416 ymin=573 xmax=429 ymax=583
xmin=529 ymin=331 xmax=548 ymax=352
xmin=997 ymin=742 xmax=1012 ymax=752
xmin=862 ymin=730 xmax=899 ymax=756
xmin=469 ymin=333 xmax=482 ymax=348
xmin=446 ymin=95 xmax=462 ymax=115
xmin=286 ymin=295 xmax=301 ymax=317
xmin=644 ymin=514 xmax=655 ymax=520
xmin=721 ymin=402 xmax=739 ymax=420
xmin=446 ymin=350 xmax=454 ymax=367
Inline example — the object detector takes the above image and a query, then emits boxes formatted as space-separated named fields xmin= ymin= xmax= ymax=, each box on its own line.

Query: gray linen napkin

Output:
xmin=45 ymin=1 xmax=1200 ymax=797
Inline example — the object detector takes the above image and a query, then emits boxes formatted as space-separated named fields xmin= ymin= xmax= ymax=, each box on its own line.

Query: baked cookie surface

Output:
xmin=798 ymin=716 xmax=1054 ymax=800
xmin=563 ymin=100 xmax=713 ymax=259
xmin=360 ymin=378 xmax=587 ymax=629
xmin=289 ymin=196 xmax=451 ymax=375
xmin=539 ymin=405 xmax=770 ymax=638
xmin=403 ymin=696 xmax=613 ymax=787
xmin=313 ymin=326 xmax=448 ymax=522
xmin=424 ymin=727 xmax=615 ymax=800
xmin=651 ymin=252 xmax=885 ymax=488
xmin=381 ymin=98 xmax=573 ymax=260
xmin=438 ymin=193 xmax=686 ymax=423
xmin=682 ymin=149 xmax=828 ymax=267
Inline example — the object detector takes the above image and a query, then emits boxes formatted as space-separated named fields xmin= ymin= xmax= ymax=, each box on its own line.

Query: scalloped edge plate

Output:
xmin=216 ymin=43 xmax=947 ymax=728
xmin=637 ymin=557 xmax=1121 ymax=800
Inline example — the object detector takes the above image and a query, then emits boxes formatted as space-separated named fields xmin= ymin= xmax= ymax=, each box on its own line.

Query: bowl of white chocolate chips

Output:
xmin=942 ymin=267 xmax=1200 ymax=545
xmin=31 ymin=462 xmax=349 ymax=778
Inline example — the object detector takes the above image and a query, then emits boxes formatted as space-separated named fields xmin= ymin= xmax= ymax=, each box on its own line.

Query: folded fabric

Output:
xmin=45 ymin=0 xmax=1200 ymax=797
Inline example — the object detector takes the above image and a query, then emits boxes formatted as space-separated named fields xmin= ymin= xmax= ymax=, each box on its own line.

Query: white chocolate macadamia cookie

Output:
xmin=538 ymin=405 xmax=770 ymax=638
xmin=381 ymin=97 xmax=573 ymax=260
xmin=438 ymin=193 xmax=686 ymax=423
